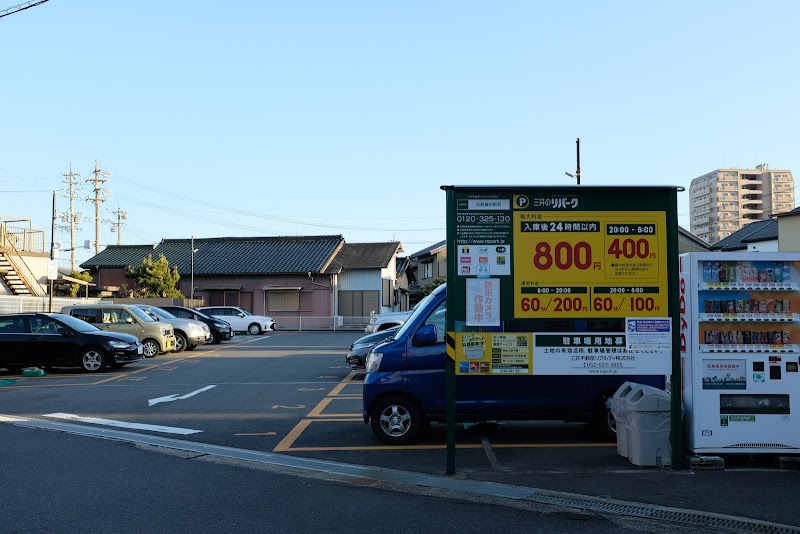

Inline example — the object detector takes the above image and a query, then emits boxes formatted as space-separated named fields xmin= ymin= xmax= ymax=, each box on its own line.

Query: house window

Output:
xmin=269 ymin=291 xmax=300 ymax=312
xmin=421 ymin=261 xmax=433 ymax=279
xmin=382 ymin=279 xmax=392 ymax=307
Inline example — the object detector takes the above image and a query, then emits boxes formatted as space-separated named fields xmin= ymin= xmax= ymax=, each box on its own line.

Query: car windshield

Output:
xmin=128 ymin=306 xmax=156 ymax=322
xmin=146 ymin=306 xmax=177 ymax=319
xmin=189 ymin=308 xmax=213 ymax=320
xmin=54 ymin=314 xmax=99 ymax=333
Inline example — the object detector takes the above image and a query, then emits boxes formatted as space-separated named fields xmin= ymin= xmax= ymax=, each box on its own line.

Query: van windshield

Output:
xmin=393 ymin=289 xmax=442 ymax=340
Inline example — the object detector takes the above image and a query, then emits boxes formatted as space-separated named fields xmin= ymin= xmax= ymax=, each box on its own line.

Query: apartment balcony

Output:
xmin=741 ymin=195 xmax=762 ymax=202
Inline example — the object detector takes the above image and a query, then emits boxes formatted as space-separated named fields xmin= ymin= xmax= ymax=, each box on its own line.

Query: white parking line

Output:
xmin=42 ymin=412 xmax=203 ymax=435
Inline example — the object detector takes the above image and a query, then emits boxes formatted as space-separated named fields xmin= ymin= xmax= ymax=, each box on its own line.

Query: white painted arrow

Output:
xmin=148 ymin=385 xmax=217 ymax=406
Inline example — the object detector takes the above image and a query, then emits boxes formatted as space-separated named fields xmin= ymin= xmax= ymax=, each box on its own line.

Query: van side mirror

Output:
xmin=413 ymin=324 xmax=438 ymax=346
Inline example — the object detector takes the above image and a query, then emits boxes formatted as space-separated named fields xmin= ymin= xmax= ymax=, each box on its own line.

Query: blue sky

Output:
xmin=2 ymin=1 xmax=799 ymax=269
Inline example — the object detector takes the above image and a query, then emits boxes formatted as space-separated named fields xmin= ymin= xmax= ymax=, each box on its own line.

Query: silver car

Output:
xmin=134 ymin=305 xmax=211 ymax=353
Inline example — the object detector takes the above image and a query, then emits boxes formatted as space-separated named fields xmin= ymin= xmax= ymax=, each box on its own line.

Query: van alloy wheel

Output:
xmin=371 ymin=396 xmax=421 ymax=445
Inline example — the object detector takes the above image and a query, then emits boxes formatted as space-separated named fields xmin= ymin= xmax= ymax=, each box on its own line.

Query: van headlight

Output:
xmin=365 ymin=352 xmax=383 ymax=373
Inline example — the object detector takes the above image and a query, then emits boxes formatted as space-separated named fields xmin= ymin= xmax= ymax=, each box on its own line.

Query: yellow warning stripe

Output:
xmin=446 ymin=332 xmax=456 ymax=361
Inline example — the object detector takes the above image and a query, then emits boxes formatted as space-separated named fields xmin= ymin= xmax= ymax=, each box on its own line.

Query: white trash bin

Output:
xmin=606 ymin=381 xmax=640 ymax=458
xmin=624 ymin=385 xmax=673 ymax=467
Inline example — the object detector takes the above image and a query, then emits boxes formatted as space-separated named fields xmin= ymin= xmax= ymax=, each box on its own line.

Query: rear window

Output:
xmin=71 ymin=309 xmax=99 ymax=324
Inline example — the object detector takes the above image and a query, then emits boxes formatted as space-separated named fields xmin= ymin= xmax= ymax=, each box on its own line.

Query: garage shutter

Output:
xmin=339 ymin=290 xmax=379 ymax=317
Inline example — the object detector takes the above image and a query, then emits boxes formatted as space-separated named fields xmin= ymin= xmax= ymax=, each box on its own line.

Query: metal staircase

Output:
xmin=0 ymin=224 xmax=46 ymax=297
xmin=0 ymin=253 xmax=28 ymax=294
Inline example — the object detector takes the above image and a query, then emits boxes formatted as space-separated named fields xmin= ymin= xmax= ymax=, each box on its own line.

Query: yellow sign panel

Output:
xmin=513 ymin=211 xmax=668 ymax=318
xmin=455 ymin=332 xmax=532 ymax=375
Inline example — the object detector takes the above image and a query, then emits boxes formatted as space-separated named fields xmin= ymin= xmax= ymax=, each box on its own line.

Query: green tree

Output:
xmin=126 ymin=254 xmax=183 ymax=298
xmin=66 ymin=270 xmax=93 ymax=297
xmin=412 ymin=277 xmax=445 ymax=303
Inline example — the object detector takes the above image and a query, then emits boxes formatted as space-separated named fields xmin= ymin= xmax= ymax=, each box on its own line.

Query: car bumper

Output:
xmin=111 ymin=347 xmax=144 ymax=364
xmin=188 ymin=333 xmax=207 ymax=345
xmin=346 ymin=350 xmax=367 ymax=370
xmin=216 ymin=329 xmax=232 ymax=340
xmin=161 ymin=336 xmax=177 ymax=352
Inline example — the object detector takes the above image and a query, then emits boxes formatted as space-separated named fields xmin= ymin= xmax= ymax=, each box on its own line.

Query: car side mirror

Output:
xmin=239 ymin=313 xmax=245 ymax=317
xmin=125 ymin=317 xmax=134 ymax=324
xmin=413 ymin=324 xmax=438 ymax=346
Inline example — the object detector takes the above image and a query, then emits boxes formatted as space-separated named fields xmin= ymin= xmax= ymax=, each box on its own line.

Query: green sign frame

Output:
xmin=442 ymin=185 xmax=683 ymax=472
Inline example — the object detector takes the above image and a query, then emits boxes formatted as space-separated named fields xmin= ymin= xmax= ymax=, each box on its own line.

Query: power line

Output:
xmin=0 ymin=0 xmax=50 ymax=19
xmin=112 ymin=174 xmax=444 ymax=232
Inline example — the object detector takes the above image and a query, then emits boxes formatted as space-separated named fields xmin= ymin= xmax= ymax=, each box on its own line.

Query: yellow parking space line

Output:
xmin=273 ymin=418 xmax=312 ymax=452
xmin=306 ymin=397 xmax=360 ymax=418
xmin=327 ymin=370 xmax=359 ymax=396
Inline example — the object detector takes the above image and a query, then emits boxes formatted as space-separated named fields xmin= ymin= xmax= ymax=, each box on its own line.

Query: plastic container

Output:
xmin=624 ymin=385 xmax=673 ymax=467
xmin=606 ymin=381 xmax=639 ymax=458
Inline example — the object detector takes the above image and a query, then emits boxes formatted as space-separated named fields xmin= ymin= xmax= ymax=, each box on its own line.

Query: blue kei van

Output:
xmin=362 ymin=283 xmax=666 ymax=444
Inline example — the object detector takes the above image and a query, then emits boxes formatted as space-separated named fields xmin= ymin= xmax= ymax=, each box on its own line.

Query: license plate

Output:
xmin=138 ymin=346 xmax=143 ymax=354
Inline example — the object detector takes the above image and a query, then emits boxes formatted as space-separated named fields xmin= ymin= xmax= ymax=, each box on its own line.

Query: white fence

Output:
xmin=0 ymin=295 xmax=102 ymax=314
xmin=275 ymin=316 xmax=371 ymax=332
xmin=0 ymin=296 xmax=370 ymax=332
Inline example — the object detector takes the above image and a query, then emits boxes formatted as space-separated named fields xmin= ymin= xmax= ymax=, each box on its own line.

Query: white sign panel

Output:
xmin=466 ymin=278 xmax=500 ymax=326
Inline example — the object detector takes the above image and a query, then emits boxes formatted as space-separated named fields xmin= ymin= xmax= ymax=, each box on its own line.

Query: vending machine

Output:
xmin=680 ymin=252 xmax=800 ymax=454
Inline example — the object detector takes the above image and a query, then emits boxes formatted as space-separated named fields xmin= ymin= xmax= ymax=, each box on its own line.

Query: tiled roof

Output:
xmin=81 ymin=235 xmax=345 ymax=275
xmin=678 ymin=226 xmax=710 ymax=249
xmin=710 ymin=220 xmax=777 ymax=251
xmin=332 ymin=242 xmax=402 ymax=269
xmin=409 ymin=240 xmax=445 ymax=258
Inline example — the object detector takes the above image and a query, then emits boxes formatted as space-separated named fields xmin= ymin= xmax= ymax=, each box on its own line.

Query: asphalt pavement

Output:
xmin=2 ymin=411 xmax=798 ymax=533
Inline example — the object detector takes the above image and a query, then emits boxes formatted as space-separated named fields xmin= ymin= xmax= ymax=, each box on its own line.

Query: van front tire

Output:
xmin=371 ymin=396 xmax=421 ymax=445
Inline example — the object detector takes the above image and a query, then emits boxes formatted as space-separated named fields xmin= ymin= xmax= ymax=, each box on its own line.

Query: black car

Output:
xmin=347 ymin=326 xmax=401 ymax=370
xmin=159 ymin=305 xmax=233 ymax=344
xmin=0 ymin=313 xmax=144 ymax=373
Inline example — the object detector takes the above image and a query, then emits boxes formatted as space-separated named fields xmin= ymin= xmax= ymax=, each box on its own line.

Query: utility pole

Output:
xmin=111 ymin=206 xmax=128 ymax=245
xmin=565 ymin=138 xmax=581 ymax=185
xmin=61 ymin=164 xmax=83 ymax=272
xmin=86 ymin=160 xmax=111 ymax=255
xmin=49 ymin=191 xmax=56 ymax=312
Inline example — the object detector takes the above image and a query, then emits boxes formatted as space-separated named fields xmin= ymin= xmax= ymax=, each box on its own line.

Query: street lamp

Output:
xmin=190 ymin=236 xmax=199 ymax=301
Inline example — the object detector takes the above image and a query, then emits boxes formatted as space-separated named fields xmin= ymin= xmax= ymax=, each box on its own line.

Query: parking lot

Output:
xmin=2 ymin=331 xmax=799 ymax=529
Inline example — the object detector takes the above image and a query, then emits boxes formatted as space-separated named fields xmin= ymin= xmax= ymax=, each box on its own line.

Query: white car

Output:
xmin=197 ymin=306 xmax=275 ymax=335
xmin=364 ymin=303 xmax=420 ymax=334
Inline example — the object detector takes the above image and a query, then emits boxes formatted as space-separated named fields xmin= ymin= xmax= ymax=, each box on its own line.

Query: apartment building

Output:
xmin=689 ymin=163 xmax=795 ymax=245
